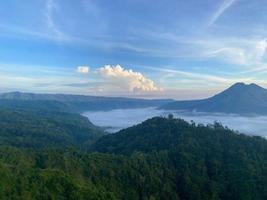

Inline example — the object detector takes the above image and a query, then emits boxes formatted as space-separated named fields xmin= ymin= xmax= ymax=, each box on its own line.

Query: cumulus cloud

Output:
xmin=77 ymin=66 xmax=90 ymax=74
xmin=98 ymin=65 xmax=161 ymax=92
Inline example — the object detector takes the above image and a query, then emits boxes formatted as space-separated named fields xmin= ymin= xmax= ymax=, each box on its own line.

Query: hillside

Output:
xmin=160 ymin=82 xmax=267 ymax=115
xmin=0 ymin=108 xmax=104 ymax=149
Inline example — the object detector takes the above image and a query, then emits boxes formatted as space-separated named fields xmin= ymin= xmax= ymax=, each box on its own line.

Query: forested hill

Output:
xmin=0 ymin=108 xmax=104 ymax=149
xmin=91 ymin=116 xmax=267 ymax=155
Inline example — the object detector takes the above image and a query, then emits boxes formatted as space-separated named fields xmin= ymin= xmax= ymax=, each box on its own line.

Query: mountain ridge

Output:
xmin=0 ymin=91 xmax=173 ymax=102
xmin=0 ymin=91 xmax=174 ymax=112
xmin=160 ymin=82 xmax=267 ymax=115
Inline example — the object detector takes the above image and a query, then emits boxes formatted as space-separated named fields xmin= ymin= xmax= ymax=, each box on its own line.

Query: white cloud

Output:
xmin=147 ymin=66 xmax=253 ymax=85
xmin=98 ymin=65 xmax=161 ymax=92
xmin=203 ymin=47 xmax=247 ymax=65
xmin=251 ymin=39 xmax=267 ymax=61
xmin=208 ymin=0 xmax=237 ymax=26
xmin=77 ymin=66 xmax=90 ymax=74
xmin=202 ymin=38 xmax=267 ymax=66
xmin=44 ymin=0 xmax=66 ymax=40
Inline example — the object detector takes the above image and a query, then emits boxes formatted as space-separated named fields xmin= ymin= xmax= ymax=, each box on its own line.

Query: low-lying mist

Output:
xmin=83 ymin=108 xmax=267 ymax=138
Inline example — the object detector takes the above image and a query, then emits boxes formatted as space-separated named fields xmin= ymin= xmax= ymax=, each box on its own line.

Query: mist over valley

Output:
xmin=83 ymin=107 xmax=267 ymax=138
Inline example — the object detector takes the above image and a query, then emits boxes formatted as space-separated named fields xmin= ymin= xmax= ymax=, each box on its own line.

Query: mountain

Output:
xmin=160 ymin=82 xmax=267 ymax=115
xmin=0 ymin=92 xmax=174 ymax=112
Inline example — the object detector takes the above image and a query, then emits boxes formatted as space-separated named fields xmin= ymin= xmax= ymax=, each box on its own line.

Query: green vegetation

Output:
xmin=0 ymin=100 xmax=267 ymax=199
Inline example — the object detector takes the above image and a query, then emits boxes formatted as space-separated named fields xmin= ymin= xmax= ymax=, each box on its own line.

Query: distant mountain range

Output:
xmin=0 ymin=92 xmax=174 ymax=112
xmin=2 ymin=82 xmax=267 ymax=115
xmin=160 ymin=82 xmax=267 ymax=115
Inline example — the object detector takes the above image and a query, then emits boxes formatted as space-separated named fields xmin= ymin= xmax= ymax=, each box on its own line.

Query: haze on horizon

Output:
xmin=1 ymin=0 xmax=267 ymax=99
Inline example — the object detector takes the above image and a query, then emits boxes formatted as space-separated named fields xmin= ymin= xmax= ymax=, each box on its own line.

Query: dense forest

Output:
xmin=0 ymin=101 xmax=267 ymax=199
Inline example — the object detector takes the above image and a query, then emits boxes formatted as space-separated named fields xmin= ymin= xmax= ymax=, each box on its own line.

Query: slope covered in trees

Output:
xmin=0 ymin=107 xmax=103 ymax=149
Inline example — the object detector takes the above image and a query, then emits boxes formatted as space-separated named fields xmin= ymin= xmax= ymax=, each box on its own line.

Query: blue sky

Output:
xmin=1 ymin=0 xmax=267 ymax=99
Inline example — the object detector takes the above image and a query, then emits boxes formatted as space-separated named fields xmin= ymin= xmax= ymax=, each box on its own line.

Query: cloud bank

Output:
xmin=98 ymin=65 xmax=161 ymax=92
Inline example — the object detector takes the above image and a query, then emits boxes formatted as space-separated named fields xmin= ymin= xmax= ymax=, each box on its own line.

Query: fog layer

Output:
xmin=83 ymin=108 xmax=267 ymax=138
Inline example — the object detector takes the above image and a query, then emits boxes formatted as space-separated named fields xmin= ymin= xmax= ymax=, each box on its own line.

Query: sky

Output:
xmin=1 ymin=0 xmax=267 ymax=99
